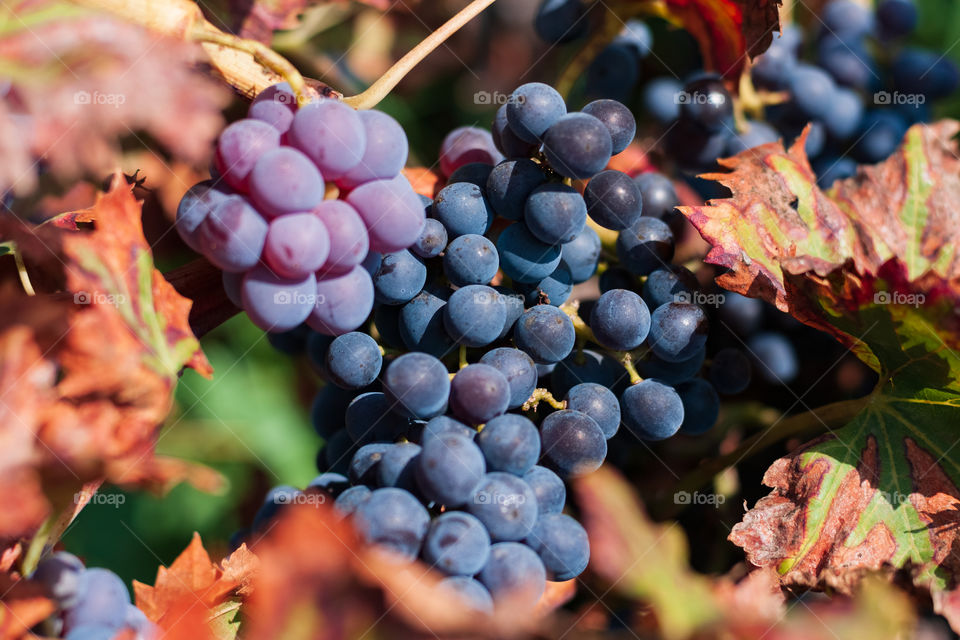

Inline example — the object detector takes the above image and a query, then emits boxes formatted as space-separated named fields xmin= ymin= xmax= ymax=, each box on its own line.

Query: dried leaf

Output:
xmin=0 ymin=575 xmax=57 ymax=639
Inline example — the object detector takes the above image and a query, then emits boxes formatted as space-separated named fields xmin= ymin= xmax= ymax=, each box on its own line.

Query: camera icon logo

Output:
xmin=474 ymin=91 xmax=492 ymax=105
xmin=74 ymin=291 xmax=91 ymax=304
xmin=74 ymin=91 xmax=91 ymax=105
xmin=674 ymin=491 xmax=691 ymax=505
xmin=473 ymin=491 xmax=491 ymax=504
xmin=874 ymin=291 xmax=891 ymax=304
xmin=274 ymin=291 xmax=292 ymax=304
xmin=874 ymin=91 xmax=891 ymax=105
xmin=674 ymin=291 xmax=692 ymax=304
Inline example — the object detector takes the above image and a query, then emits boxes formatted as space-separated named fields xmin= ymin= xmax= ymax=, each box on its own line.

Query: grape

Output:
xmin=215 ymin=119 xmax=280 ymax=191
xmin=598 ymin=267 xmax=636 ymax=294
xmin=175 ymin=180 xmax=232 ymax=251
xmin=485 ymin=159 xmax=547 ymax=222
xmin=516 ymin=262 xmax=573 ymax=306
xmin=618 ymin=19 xmax=653 ymax=56
xmin=248 ymin=84 xmax=296 ymax=133
xmin=788 ymin=64 xmax=837 ymax=120
xmin=817 ymin=35 xmax=874 ymax=89
xmin=542 ymin=113 xmax=613 ymax=179
xmin=447 ymin=162 xmax=494 ymax=189
xmin=438 ymin=576 xmax=494 ymax=614
xmin=325 ymin=332 xmax=382 ymax=390
xmin=263 ymin=212 xmax=330 ymax=279
xmin=620 ymin=379 xmax=684 ymax=440
xmin=616 ymin=216 xmax=674 ymax=276
xmin=254 ymin=485 xmax=300 ymax=530
xmin=814 ymin=156 xmax=858 ymax=188
xmin=478 ymin=542 xmax=546 ymax=608
xmin=337 ymin=110 xmax=408 ymax=188
xmin=642 ymin=266 xmax=698 ymax=309
xmin=307 ymin=472 xmax=349 ymax=493
xmin=855 ymin=110 xmax=907 ymax=163
xmin=637 ymin=346 xmax=705 ymax=385
xmin=589 ymin=289 xmax=650 ymax=351
xmin=439 ymin=127 xmax=503 ymax=176
xmin=311 ymin=200 xmax=370 ymax=276
xmin=349 ymin=443 xmax=391 ymax=485
xmin=718 ymin=292 xmax=764 ymax=334
xmin=748 ymin=332 xmax=799 ymax=384
xmin=678 ymin=75 xmax=733 ymax=132
xmin=442 ymin=234 xmax=499 ymax=287
xmin=306 ymin=331 xmax=334 ymax=375
xmin=382 ymin=352 xmax=450 ymax=419
xmin=634 ymin=172 xmax=679 ymax=225
xmin=416 ymin=432 xmax=486 ymax=506
xmin=467 ymin=473 xmax=538 ymax=541
xmin=476 ymin=413 xmax=540 ymax=475
xmin=497 ymin=223 xmax=562 ymax=283
xmin=666 ymin=118 xmax=731 ymax=172
xmin=422 ymin=511 xmax=491 ymax=575
xmin=877 ymin=0 xmax=917 ymax=38
xmin=648 ymin=302 xmax=708 ymax=363
xmin=125 ymin=603 xmax=158 ymax=636
xmin=422 ymin=415 xmax=475 ymax=442
xmin=550 ymin=349 xmax=627 ymax=397
xmin=241 ymin=266 xmax=316 ymax=332
xmin=676 ymin=378 xmax=720 ymax=435
xmin=197 ymin=195 xmax=268 ymax=273
xmin=586 ymin=43 xmax=638 ymax=103
xmin=372 ymin=250 xmax=427 ymax=305
xmin=492 ymin=104 xmax=539 ymax=158
xmin=643 ymin=77 xmax=682 ymax=123
xmin=377 ymin=442 xmax=421 ymax=489
xmin=411 ymin=217 xmax=448 ymax=259
xmin=820 ymin=0 xmax=874 ymax=39
xmin=819 ymin=88 xmax=864 ymax=141
xmin=523 ymin=466 xmax=565 ymax=515
xmin=322 ymin=430 xmax=356 ymax=475
xmin=513 ymin=305 xmax=575 ymax=364
xmin=399 ymin=287 xmax=455 ymax=357
xmin=561 ymin=226 xmax=601 ymax=283
xmin=540 ymin=410 xmax=607 ymax=476
xmin=63 ymin=568 xmax=131 ymax=631
xmin=751 ymin=37 xmax=798 ymax=91
xmin=479 ymin=347 xmax=537 ymax=409
xmin=443 ymin=284 xmax=507 ymax=348
xmin=346 ymin=176 xmax=427 ymax=254
xmin=534 ymin=0 xmax=588 ymax=44
xmin=249 ymin=147 xmax=325 ymax=217
xmin=449 ymin=364 xmax=511 ymax=425
xmin=709 ymin=348 xmax=752 ymax=395
xmin=726 ymin=120 xmax=779 ymax=154
xmin=287 ymin=99 xmax=366 ymax=178
xmin=353 ymin=488 xmax=430 ymax=560
xmin=311 ymin=384 xmax=354 ymax=439
xmin=65 ymin=626 xmax=120 ymax=640
xmin=524 ymin=183 xmax=587 ymax=245
xmin=583 ymin=169 xmax=643 ymax=231
xmin=525 ymin=513 xmax=589 ymax=581
xmin=345 ymin=392 xmax=406 ymax=443
xmin=581 ymin=99 xmax=636 ymax=154
xmin=433 ymin=182 xmax=494 ymax=238
xmin=495 ymin=287 xmax=525 ymax=339
xmin=564 ymin=383 xmax=620 ymax=438
xmin=34 ymin=551 xmax=84 ymax=609
xmin=334 ymin=485 xmax=372 ymax=516
xmin=307 ymin=265 xmax=375 ymax=336
xmin=506 ymin=82 xmax=567 ymax=143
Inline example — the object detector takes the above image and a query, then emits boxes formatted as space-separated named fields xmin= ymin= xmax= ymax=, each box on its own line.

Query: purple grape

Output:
xmin=241 ymin=265 xmax=316 ymax=332
xmin=288 ymin=99 xmax=367 ymax=178
xmin=307 ymin=265 xmax=374 ymax=335
xmin=312 ymin=200 xmax=369 ymax=276
xmin=346 ymin=177 xmax=426 ymax=254
xmin=449 ymin=364 xmax=511 ymax=425
xmin=214 ymin=119 xmax=280 ymax=191
xmin=263 ymin=212 xmax=330 ymax=278
xmin=439 ymin=126 xmax=503 ymax=177
xmin=63 ymin=568 xmax=131 ymax=631
xmin=337 ymin=110 xmax=408 ymax=188
xmin=540 ymin=409 xmax=607 ymax=476
xmin=197 ymin=195 xmax=268 ymax=273
xmin=222 ymin=271 xmax=243 ymax=307
xmin=249 ymin=147 xmax=325 ymax=217
xmin=175 ymin=180 xmax=232 ymax=251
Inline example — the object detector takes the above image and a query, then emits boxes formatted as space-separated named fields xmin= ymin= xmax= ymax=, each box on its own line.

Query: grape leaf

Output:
xmin=0 ymin=574 xmax=56 ymax=639
xmin=679 ymin=121 xmax=960 ymax=629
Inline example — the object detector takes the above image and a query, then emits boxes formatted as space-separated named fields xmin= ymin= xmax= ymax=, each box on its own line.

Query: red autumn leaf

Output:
xmin=403 ymin=166 xmax=443 ymax=199
xmin=0 ymin=574 xmax=57 ymax=639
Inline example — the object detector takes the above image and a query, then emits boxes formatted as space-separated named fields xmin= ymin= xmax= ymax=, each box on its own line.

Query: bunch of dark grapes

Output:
xmin=32 ymin=552 xmax=156 ymax=640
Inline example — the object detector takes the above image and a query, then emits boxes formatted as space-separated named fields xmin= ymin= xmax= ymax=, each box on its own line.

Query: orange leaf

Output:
xmin=402 ymin=167 xmax=442 ymax=199
xmin=0 ymin=575 xmax=56 ymax=639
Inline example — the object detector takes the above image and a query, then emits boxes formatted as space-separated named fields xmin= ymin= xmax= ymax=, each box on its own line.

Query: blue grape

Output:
xmin=855 ymin=110 xmax=907 ymax=163
xmin=382 ymin=352 xmax=450 ymax=419
xmin=373 ymin=250 xmax=427 ymax=305
xmin=726 ymin=120 xmax=779 ymax=154
xmin=620 ymin=379 xmax=684 ymax=440
xmin=248 ymin=83 xmax=296 ymax=133
xmin=666 ymin=118 xmax=731 ymax=172
xmin=718 ymin=292 xmax=764 ymax=334
xmin=598 ymin=267 xmax=636 ymax=294
xmin=634 ymin=172 xmax=679 ymax=223
xmin=307 ymin=472 xmax=349 ymax=493
xmin=618 ymin=19 xmax=653 ymax=58
xmin=353 ymin=488 xmax=430 ymax=560
xmin=748 ymin=332 xmax=799 ymax=384
xmin=312 ymin=200 xmax=369 ymax=276
xmin=643 ymin=77 xmax=682 ymax=123
xmin=443 ymin=234 xmax=499 ymax=287
xmin=411 ymin=217 xmax=448 ymax=259
xmin=377 ymin=442 xmax=421 ymax=489
xmin=215 ymin=118 xmax=280 ymax=191
xmin=478 ymin=543 xmax=546 ymax=609
xmin=288 ymin=100 xmax=366 ymax=178
xmin=814 ymin=156 xmax=858 ymax=188
xmin=495 ymin=286 xmax=525 ymax=340
xmin=439 ymin=127 xmax=502 ymax=177
xmin=492 ymin=104 xmax=539 ymax=158
xmin=373 ymin=303 xmax=404 ymax=349
xmin=542 ymin=113 xmax=613 ymax=179
xmin=677 ymin=76 xmax=733 ymax=132
xmin=325 ymin=332 xmax=382 ymax=390
xmin=311 ymin=384 xmax=354 ymax=439
xmin=337 ymin=110 xmax=408 ymax=188
xmin=34 ymin=552 xmax=84 ymax=609
xmin=334 ymin=485 xmax=372 ymax=516
xmin=497 ymin=223 xmax=563 ymax=284
xmin=524 ymin=183 xmax=587 ymax=245
xmin=416 ymin=432 xmax=486 ymax=506
xmin=586 ymin=43 xmax=638 ymax=102
xmin=448 ymin=162 xmax=494 ymax=189
xmin=648 ymin=302 xmax=708 ymax=362
xmin=534 ymin=0 xmax=588 ymax=44
xmin=583 ymin=169 xmax=643 ymax=231
xmin=820 ymin=0 xmax=875 ymax=39
xmin=346 ymin=176 xmax=427 ymax=254
xmin=550 ymin=349 xmax=627 ymax=398
xmin=877 ymin=0 xmax=917 ymax=38
xmin=589 ymin=289 xmax=650 ymax=351
xmin=443 ymin=285 xmax=507 ymax=348
xmin=422 ymin=511 xmax=491 ymax=576
xmin=249 ymin=147 xmax=325 ymax=217
xmin=751 ymin=36 xmax=798 ymax=91
xmin=345 ymin=392 xmax=409 ymax=443
xmin=349 ymin=443 xmax=391 ymax=485
xmin=176 ymin=180 xmax=232 ymax=251
xmin=513 ymin=305 xmax=575 ymax=364
xmin=63 ymin=568 xmax=131 ymax=631
xmin=241 ymin=266 xmax=316 ymax=332
xmin=525 ymin=513 xmax=589 ymax=581
xmin=540 ymin=410 xmax=607 ymax=477
xmin=677 ymin=378 xmax=720 ymax=435
xmin=197 ymin=195 xmax=268 ymax=273
xmin=255 ymin=485 xmax=300 ymax=530
xmin=565 ymin=383 xmax=620 ymax=439
xmin=433 ymin=182 xmax=494 ymax=238
xmin=485 ymin=159 xmax=548 ymax=221
xmin=507 ymin=82 xmax=567 ymax=143
xmin=308 ymin=265 xmax=375 ymax=336
xmin=399 ymin=287 xmax=455 ymax=357
xmin=264 ymin=212 xmax=330 ymax=279
xmin=817 ymin=35 xmax=874 ymax=89
xmin=449 ymin=364 xmax=511 ymax=425
xmin=642 ymin=266 xmax=698 ymax=309
xmin=422 ymin=415 xmax=475 ymax=442
xmin=307 ymin=331 xmax=334 ymax=376
xmin=636 ymin=346 xmax=706 ymax=385
xmin=523 ymin=466 xmax=566 ymax=515
xmin=124 ymin=603 xmax=157 ymax=636
xmin=479 ymin=347 xmax=537 ymax=409
xmin=788 ymin=64 xmax=837 ymax=120
xmin=709 ymin=348 xmax=752 ymax=395
xmin=476 ymin=413 xmax=540 ymax=475
xmin=616 ymin=216 xmax=674 ymax=276
xmin=581 ymin=99 xmax=636 ymax=155
xmin=561 ymin=226 xmax=601 ymax=283
xmin=438 ymin=576 xmax=494 ymax=614
xmin=322 ymin=429 xmax=356 ymax=475
xmin=467 ymin=473 xmax=538 ymax=541
xmin=516 ymin=262 xmax=573 ymax=306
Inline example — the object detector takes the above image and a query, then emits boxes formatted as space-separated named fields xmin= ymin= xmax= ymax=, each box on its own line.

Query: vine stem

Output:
xmin=523 ymin=388 xmax=566 ymax=412
xmin=342 ymin=0 xmax=499 ymax=110
xmin=22 ymin=480 xmax=103 ymax=576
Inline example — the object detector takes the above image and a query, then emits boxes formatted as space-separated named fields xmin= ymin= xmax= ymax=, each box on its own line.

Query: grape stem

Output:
xmin=523 ymin=388 xmax=566 ymax=412
xmin=620 ymin=352 xmax=643 ymax=385
xmin=341 ymin=0 xmax=499 ymax=110
xmin=459 ymin=344 xmax=469 ymax=370
xmin=21 ymin=480 xmax=103 ymax=576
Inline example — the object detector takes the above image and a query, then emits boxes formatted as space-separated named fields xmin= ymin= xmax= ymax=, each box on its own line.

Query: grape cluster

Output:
xmin=32 ymin=552 xmax=156 ymax=640
xmin=175 ymin=82 xmax=425 ymax=335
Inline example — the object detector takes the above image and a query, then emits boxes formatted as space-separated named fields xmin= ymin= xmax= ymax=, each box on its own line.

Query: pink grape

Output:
xmin=345 ymin=176 xmax=426 ymax=254
xmin=439 ymin=126 xmax=503 ymax=176
xmin=264 ymin=212 xmax=331 ymax=279
xmin=197 ymin=195 xmax=268 ymax=273
xmin=312 ymin=200 xmax=369 ymax=276
xmin=249 ymin=147 xmax=325 ymax=217
xmin=336 ymin=110 xmax=408 ymax=189
xmin=307 ymin=265 xmax=375 ymax=336
xmin=241 ymin=265 xmax=316 ymax=331
xmin=214 ymin=119 xmax=280 ymax=191
xmin=288 ymin=100 xmax=367 ymax=179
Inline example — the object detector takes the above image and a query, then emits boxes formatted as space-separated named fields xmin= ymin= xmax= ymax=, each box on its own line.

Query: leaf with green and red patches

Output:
xmin=681 ymin=121 xmax=960 ymax=631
